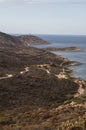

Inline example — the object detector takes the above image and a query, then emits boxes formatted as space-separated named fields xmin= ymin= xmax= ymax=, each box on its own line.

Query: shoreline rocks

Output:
xmin=43 ymin=46 xmax=83 ymax=52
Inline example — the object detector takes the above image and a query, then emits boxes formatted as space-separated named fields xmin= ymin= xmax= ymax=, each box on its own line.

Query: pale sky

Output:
xmin=0 ymin=0 xmax=86 ymax=35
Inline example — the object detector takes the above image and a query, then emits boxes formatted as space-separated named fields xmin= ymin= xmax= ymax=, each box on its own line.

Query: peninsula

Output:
xmin=43 ymin=46 xmax=82 ymax=52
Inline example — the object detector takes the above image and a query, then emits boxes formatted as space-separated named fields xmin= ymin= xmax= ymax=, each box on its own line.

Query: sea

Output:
xmin=33 ymin=35 xmax=86 ymax=80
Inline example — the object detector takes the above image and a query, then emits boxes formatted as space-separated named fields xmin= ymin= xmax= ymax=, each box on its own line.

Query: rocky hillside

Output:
xmin=0 ymin=31 xmax=86 ymax=130
xmin=0 ymin=32 xmax=22 ymax=47
xmin=0 ymin=32 xmax=48 ymax=48
xmin=17 ymin=34 xmax=48 ymax=45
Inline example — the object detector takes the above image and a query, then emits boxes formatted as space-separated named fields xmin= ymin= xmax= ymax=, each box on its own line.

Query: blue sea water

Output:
xmin=34 ymin=35 xmax=86 ymax=80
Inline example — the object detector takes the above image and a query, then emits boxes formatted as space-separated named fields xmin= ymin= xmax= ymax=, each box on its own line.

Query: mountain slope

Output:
xmin=17 ymin=34 xmax=48 ymax=45
xmin=0 ymin=31 xmax=86 ymax=130
xmin=0 ymin=32 xmax=48 ymax=48
xmin=0 ymin=32 xmax=22 ymax=47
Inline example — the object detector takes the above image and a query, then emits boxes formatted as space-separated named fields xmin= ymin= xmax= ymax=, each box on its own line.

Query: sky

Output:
xmin=0 ymin=0 xmax=86 ymax=35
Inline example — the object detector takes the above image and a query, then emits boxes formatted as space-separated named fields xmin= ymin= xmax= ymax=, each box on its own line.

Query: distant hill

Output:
xmin=0 ymin=32 xmax=48 ymax=48
xmin=17 ymin=34 xmax=48 ymax=45
xmin=0 ymin=32 xmax=22 ymax=47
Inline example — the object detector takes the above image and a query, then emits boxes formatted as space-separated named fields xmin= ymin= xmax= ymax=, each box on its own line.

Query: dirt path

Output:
xmin=0 ymin=74 xmax=13 ymax=80
xmin=20 ymin=67 xmax=29 ymax=74
xmin=0 ymin=66 xmax=29 ymax=80
xmin=55 ymin=67 xmax=68 ymax=79
xmin=74 ymin=80 xmax=86 ymax=97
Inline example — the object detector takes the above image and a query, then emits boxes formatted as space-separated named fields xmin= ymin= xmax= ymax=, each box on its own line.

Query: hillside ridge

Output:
xmin=0 ymin=31 xmax=86 ymax=130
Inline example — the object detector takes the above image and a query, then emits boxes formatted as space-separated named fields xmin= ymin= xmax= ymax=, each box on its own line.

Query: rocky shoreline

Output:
xmin=43 ymin=46 xmax=83 ymax=52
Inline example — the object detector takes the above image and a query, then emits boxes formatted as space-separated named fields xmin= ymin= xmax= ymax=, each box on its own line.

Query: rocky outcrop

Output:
xmin=43 ymin=46 xmax=82 ymax=52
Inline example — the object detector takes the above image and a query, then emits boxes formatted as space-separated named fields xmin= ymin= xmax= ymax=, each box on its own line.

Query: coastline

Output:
xmin=0 ymin=32 xmax=86 ymax=130
xmin=43 ymin=46 xmax=83 ymax=52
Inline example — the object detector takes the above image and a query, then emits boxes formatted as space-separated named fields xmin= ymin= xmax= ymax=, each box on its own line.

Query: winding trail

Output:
xmin=0 ymin=64 xmax=51 ymax=80
xmin=43 ymin=69 xmax=50 ymax=74
xmin=0 ymin=74 xmax=13 ymax=80
xmin=37 ymin=64 xmax=68 ymax=79
xmin=20 ymin=67 xmax=29 ymax=74
xmin=37 ymin=64 xmax=50 ymax=74
xmin=0 ymin=66 xmax=29 ymax=80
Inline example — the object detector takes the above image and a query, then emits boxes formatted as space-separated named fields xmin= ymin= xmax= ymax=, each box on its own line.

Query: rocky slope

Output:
xmin=17 ymin=34 xmax=48 ymax=45
xmin=0 ymin=32 xmax=22 ymax=47
xmin=0 ymin=32 xmax=48 ymax=48
xmin=0 ymin=31 xmax=86 ymax=130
